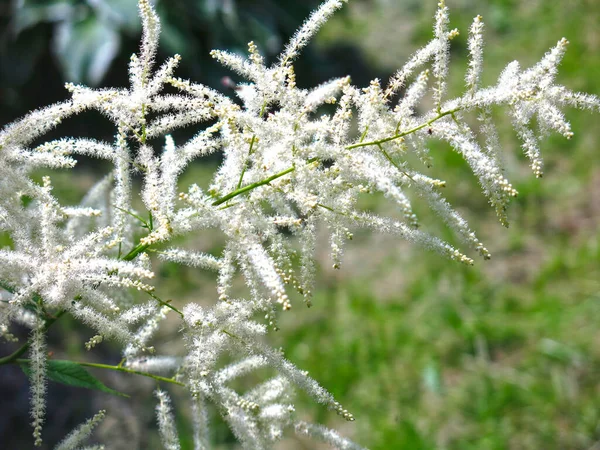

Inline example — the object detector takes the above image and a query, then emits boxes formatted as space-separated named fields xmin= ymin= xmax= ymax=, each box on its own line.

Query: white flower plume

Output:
xmin=0 ymin=0 xmax=597 ymax=448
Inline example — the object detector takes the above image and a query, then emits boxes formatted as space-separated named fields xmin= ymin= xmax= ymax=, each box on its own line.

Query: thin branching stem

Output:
xmin=145 ymin=290 xmax=184 ymax=317
xmin=346 ymin=107 xmax=460 ymax=149
xmin=15 ymin=358 xmax=185 ymax=387
xmin=0 ymin=310 xmax=66 ymax=366
xmin=75 ymin=361 xmax=185 ymax=386
xmin=237 ymin=135 xmax=257 ymax=189
xmin=121 ymin=109 xmax=460 ymax=259
xmin=212 ymin=157 xmax=319 ymax=206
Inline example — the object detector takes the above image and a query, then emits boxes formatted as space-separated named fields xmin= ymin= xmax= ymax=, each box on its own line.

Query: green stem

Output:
xmin=75 ymin=361 xmax=185 ymax=386
xmin=221 ymin=328 xmax=244 ymax=342
xmin=377 ymin=143 xmax=416 ymax=182
xmin=121 ymin=242 xmax=151 ymax=261
xmin=212 ymin=157 xmax=319 ymax=206
xmin=359 ymin=125 xmax=370 ymax=143
xmin=346 ymin=107 xmax=460 ymax=150
xmin=145 ymin=290 xmax=184 ymax=317
xmin=259 ymin=102 xmax=267 ymax=118
xmin=237 ymin=135 xmax=257 ymax=189
xmin=122 ymin=108 xmax=460 ymax=257
xmin=113 ymin=206 xmax=150 ymax=228
xmin=316 ymin=203 xmax=348 ymax=217
xmin=0 ymin=310 xmax=66 ymax=366
xmin=140 ymin=103 xmax=147 ymax=145
xmin=317 ymin=203 xmax=335 ymax=212
xmin=15 ymin=358 xmax=184 ymax=387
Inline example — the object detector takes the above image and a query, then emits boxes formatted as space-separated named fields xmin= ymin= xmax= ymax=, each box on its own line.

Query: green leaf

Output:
xmin=54 ymin=16 xmax=121 ymax=85
xmin=93 ymin=0 xmax=141 ymax=34
xmin=20 ymin=359 xmax=129 ymax=398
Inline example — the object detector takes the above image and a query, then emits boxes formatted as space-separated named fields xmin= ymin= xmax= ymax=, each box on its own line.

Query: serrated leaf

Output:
xmin=20 ymin=359 xmax=129 ymax=398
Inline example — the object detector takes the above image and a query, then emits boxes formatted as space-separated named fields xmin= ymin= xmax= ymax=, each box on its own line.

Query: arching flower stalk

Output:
xmin=0 ymin=0 xmax=598 ymax=448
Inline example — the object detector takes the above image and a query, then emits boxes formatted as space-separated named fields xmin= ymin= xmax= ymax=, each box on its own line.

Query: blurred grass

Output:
xmin=23 ymin=0 xmax=600 ymax=449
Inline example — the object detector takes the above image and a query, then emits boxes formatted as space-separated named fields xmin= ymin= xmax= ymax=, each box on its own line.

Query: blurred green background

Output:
xmin=1 ymin=0 xmax=599 ymax=449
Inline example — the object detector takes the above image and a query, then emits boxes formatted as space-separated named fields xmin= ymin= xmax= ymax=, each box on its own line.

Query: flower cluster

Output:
xmin=0 ymin=0 xmax=598 ymax=448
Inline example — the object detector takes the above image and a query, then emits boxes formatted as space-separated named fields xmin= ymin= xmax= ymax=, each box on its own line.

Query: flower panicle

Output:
xmin=0 ymin=0 xmax=598 ymax=448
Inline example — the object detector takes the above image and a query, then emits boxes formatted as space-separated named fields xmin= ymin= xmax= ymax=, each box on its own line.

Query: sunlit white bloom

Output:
xmin=155 ymin=389 xmax=181 ymax=450
xmin=54 ymin=410 xmax=106 ymax=450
